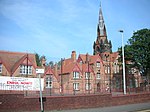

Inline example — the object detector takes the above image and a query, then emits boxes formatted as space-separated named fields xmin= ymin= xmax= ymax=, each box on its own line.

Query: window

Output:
xmin=20 ymin=65 xmax=32 ymax=75
xmin=0 ymin=64 xmax=2 ymax=73
xmin=46 ymin=75 xmax=53 ymax=88
xmin=85 ymin=83 xmax=91 ymax=90
xmin=114 ymin=63 xmax=117 ymax=73
xmin=96 ymin=62 xmax=100 ymax=67
xmin=105 ymin=65 xmax=110 ymax=74
xmin=73 ymin=83 xmax=79 ymax=90
xmin=105 ymin=66 xmax=107 ymax=73
xmin=97 ymin=72 xmax=100 ymax=79
xmin=79 ymin=61 xmax=82 ymax=64
xmin=85 ymin=72 xmax=90 ymax=79
xmin=108 ymin=66 xmax=110 ymax=74
xmin=73 ymin=72 xmax=79 ymax=79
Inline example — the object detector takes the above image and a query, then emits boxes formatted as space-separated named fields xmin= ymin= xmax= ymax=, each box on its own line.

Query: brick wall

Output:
xmin=0 ymin=93 xmax=150 ymax=111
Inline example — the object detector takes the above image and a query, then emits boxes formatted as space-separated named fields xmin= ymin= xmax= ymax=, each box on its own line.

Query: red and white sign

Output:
xmin=0 ymin=76 xmax=44 ymax=91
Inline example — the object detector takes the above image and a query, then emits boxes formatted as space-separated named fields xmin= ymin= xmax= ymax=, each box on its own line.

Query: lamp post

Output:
xmin=36 ymin=68 xmax=45 ymax=112
xmin=119 ymin=30 xmax=126 ymax=95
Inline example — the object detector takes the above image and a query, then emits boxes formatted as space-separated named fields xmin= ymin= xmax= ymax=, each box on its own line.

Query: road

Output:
xmin=50 ymin=102 xmax=150 ymax=112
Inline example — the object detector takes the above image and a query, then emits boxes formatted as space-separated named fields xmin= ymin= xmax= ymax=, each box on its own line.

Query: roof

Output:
xmin=43 ymin=66 xmax=59 ymax=82
xmin=82 ymin=63 xmax=93 ymax=73
xmin=62 ymin=62 xmax=81 ymax=74
xmin=110 ymin=52 xmax=119 ymax=62
xmin=0 ymin=50 xmax=37 ymax=75
xmin=90 ymin=54 xmax=104 ymax=65
xmin=77 ymin=54 xmax=104 ymax=65
xmin=44 ymin=66 xmax=54 ymax=75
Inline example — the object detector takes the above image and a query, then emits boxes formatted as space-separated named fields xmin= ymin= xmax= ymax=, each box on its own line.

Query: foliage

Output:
xmin=48 ymin=61 xmax=54 ymax=68
xmin=118 ymin=28 xmax=150 ymax=77
xmin=35 ymin=53 xmax=55 ymax=67
xmin=35 ymin=53 xmax=41 ymax=66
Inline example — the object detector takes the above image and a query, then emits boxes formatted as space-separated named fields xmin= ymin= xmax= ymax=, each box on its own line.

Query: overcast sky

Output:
xmin=0 ymin=0 xmax=150 ymax=62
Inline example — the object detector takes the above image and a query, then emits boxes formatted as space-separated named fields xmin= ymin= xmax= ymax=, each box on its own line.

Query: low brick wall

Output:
xmin=0 ymin=92 xmax=150 ymax=111
xmin=112 ymin=93 xmax=150 ymax=106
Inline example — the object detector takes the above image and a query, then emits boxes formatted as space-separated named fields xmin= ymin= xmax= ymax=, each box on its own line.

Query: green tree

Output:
xmin=48 ymin=61 xmax=54 ymax=68
xmin=119 ymin=29 xmax=150 ymax=77
xmin=35 ymin=53 xmax=41 ymax=66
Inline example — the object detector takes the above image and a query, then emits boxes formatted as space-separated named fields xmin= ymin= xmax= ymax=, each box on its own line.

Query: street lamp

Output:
xmin=36 ymin=68 xmax=45 ymax=112
xmin=119 ymin=30 xmax=126 ymax=95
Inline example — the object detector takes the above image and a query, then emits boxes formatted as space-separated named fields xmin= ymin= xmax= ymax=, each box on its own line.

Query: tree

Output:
xmin=35 ymin=53 xmax=41 ymax=66
xmin=119 ymin=29 xmax=150 ymax=77
xmin=48 ymin=61 xmax=54 ymax=68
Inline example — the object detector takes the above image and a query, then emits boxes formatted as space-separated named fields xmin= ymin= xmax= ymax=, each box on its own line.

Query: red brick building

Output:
xmin=0 ymin=50 xmax=37 ymax=77
xmin=93 ymin=5 xmax=142 ymax=91
xmin=56 ymin=51 xmax=107 ymax=95
xmin=0 ymin=5 xmax=143 ymax=95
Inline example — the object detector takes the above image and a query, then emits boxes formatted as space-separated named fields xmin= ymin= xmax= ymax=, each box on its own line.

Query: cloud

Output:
xmin=0 ymin=0 xmax=99 ymax=61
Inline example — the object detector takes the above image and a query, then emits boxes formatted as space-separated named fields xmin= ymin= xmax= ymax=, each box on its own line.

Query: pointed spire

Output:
xmin=98 ymin=2 xmax=105 ymax=36
xmin=99 ymin=2 xmax=104 ymax=26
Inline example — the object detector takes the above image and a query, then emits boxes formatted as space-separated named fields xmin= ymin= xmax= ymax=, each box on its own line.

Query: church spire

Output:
xmin=98 ymin=3 xmax=105 ymax=36
xmin=93 ymin=2 xmax=112 ymax=55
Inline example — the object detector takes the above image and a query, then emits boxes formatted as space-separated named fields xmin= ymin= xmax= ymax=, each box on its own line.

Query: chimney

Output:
xmin=86 ymin=53 xmax=89 ymax=63
xmin=71 ymin=51 xmax=76 ymax=62
xmin=41 ymin=56 xmax=46 ymax=67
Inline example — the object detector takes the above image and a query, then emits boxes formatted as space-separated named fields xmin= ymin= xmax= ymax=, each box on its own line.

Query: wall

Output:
xmin=0 ymin=93 xmax=150 ymax=111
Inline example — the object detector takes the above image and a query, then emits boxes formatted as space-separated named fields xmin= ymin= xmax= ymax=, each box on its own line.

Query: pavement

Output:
xmin=50 ymin=102 xmax=150 ymax=112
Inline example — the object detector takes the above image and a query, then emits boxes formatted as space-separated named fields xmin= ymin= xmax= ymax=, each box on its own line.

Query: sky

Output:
xmin=0 ymin=0 xmax=150 ymax=62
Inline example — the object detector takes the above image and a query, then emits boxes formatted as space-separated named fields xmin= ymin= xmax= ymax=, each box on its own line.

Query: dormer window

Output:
xmin=73 ymin=71 xmax=79 ymax=79
xmin=0 ymin=64 xmax=2 ymax=73
xmin=20 ymin=65 xmax=32 ymax=75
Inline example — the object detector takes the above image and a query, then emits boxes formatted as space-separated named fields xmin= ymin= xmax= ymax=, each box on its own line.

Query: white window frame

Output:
xmin=20 ymin=65 xmax=32 ymax=75
xmin=105 ymin=66 xmax=107 ymax=73
xmin=73 ymin=71 xmax=79 ymax=79
xmin=108 ymin=66 xmax=110 ymax=74
xmin=85 ymin=72 xmax=90 ymax=79
xmin=96 ymin=62 xmax=100 ymax=67
xmin=0 ymin=64 xmax=2 ymax=73
xmin=73 ymin=83 xmax=79 ymax=90
xmin=105 ymin=65 xmax=110 ymax=74
xmin=85 ymin=83 xmax=91 ymax=90
xmin=97 ymin=72 xmax=100 ymax=79
xmin=46 ymin=75 xmax=53 ymax=88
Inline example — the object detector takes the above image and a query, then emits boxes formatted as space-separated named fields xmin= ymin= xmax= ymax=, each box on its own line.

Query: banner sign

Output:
xmin=0 ymin=76 xmax=44 ymax=91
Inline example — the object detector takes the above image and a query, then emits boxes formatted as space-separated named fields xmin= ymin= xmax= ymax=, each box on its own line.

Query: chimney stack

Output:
xmin=71 ymin=51 xmax=76 ymax=62
xmin=86 ymin=53 xmax=89 ymax=63
xmin=41 ymin=56 xmax=46 ymax=67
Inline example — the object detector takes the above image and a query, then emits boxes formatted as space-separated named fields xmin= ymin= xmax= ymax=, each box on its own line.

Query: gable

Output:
xmin=72 ymin=64 xmax=80 ymax=72
xmin=77 ymin=56 xmax=83 ymax=63
xmin=0 ymin=51 xmax=37 ymax=75
xmin=44 ymin=67 xmax=54 ymax=75
xmin=21 ymin=58 xmax=33 ymax=66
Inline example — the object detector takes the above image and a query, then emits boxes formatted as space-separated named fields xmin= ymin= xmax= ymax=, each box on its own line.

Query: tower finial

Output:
xmin=100 ymin=1 xmax=101 ymax=8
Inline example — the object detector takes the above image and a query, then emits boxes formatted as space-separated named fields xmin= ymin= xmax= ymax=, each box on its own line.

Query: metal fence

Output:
xmin=0 ymin=79 xmax=149 ymax=97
